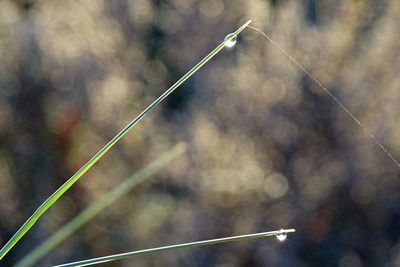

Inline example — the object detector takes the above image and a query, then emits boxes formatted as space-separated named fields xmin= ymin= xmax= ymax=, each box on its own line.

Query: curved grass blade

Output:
xmin=15 ymin=143 xmax=186 ymax=267
xmin=53 ymin=229 xmax=295 ymax=267
xmin=0 ymin=19 xmax=252 ymax=260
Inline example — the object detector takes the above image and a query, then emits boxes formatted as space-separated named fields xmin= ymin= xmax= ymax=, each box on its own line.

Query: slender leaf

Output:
xmin=54 ymin=229 xmax=295 ymax=267
xmin=0 ymin=20 xmax=252 ymax=259
xmin=15 ymin=143 xmax=186 ymax=267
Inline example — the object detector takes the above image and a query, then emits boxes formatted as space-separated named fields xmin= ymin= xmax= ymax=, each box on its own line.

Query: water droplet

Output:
xmin=275 ymin=229 xmax=287 ymax=242
xmin=224 ymin=33 xmax=237 ymax=48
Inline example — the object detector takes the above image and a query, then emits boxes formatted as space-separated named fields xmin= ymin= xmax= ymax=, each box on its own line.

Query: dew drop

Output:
xmin=275 ymin=229 xmax=287 ymax=242
xmin=224 ymin=33 xmax=237 ymax=48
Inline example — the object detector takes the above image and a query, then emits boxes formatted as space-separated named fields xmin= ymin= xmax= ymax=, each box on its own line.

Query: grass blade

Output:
xmin=15 ymin=143 xmax=186 ymax=267
xmin=0 ymin=20 xmax=252 ymax=260
xmin=53 ymin=229 xmax=295 ymax=267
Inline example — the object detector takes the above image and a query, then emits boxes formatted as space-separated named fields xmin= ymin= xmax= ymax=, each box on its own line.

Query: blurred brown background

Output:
xmin=1 ymin=0 xmax=400 ymax=266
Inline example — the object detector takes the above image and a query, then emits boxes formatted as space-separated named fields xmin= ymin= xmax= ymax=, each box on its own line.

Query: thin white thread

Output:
xmin=248 ymin=25 xmax=400 ymax=168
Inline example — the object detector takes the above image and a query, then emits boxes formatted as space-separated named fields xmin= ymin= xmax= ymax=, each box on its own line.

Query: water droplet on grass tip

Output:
xmin=275 ymin=229 xmax=287 ymax=242
xmin=224 ymin=33 xmax=237 ymax=48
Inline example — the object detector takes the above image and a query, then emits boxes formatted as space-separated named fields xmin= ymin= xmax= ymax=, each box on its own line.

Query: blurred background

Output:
xmin=1 ymin=0 xmax=400 ymax=266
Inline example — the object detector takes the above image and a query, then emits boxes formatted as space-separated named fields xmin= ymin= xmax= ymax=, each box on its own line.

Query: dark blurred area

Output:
xmin=1 ymin=0 xmax=400 ymax=266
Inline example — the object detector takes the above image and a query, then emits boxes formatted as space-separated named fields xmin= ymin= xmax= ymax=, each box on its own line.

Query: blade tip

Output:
xmin=244 ymin=19 xmax=252 ymax=26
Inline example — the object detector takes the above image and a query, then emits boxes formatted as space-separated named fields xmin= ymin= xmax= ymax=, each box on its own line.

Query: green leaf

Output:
xmin=53 ymin=229 xmax=295 ymax=267
xmin=0 ymin=19 xmax=252 ymax=260
xmin=15 ymin=143 xmax=186 ymax=267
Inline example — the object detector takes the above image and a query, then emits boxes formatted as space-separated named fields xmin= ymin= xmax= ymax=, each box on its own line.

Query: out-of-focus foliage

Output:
xmin=0 ymin=0 xmax=400 ymax=266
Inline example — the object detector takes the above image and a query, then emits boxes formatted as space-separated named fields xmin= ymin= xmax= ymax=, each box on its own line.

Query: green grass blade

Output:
xmin=0 ymin=20 xmax=252 ymax=260
xmin=15 ymin=143 xmax=186 ymax=267
xmin=53 ymin=229 xmax=295 ymax=267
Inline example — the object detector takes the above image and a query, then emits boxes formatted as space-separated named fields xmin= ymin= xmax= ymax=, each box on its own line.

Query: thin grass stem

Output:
xmin=53 ymin=229 xmax=295 ymax=267
xmin=0 ymin=20 xmax=252 ymax=260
